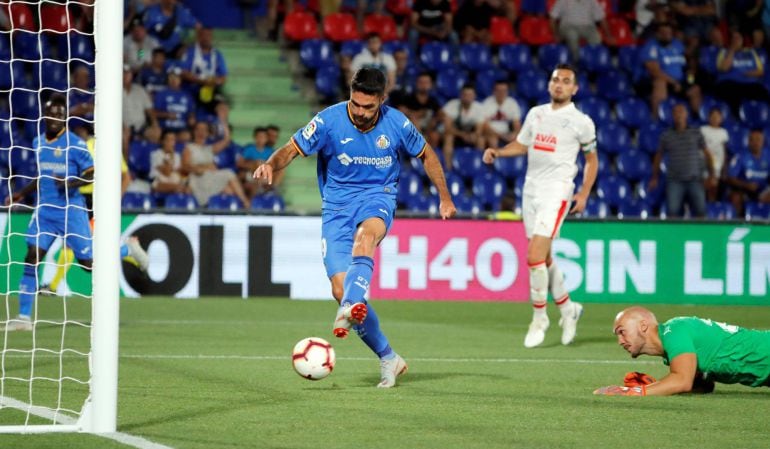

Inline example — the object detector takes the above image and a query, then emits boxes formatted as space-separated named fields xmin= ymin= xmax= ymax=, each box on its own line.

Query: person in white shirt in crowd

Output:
xmin=481 ymin=80 xmax=522 ymax=148
xmin=700 ymin=107 xmax=729 ymax=202
xmin=122 ymin=64 xmax=156 ymax=135
xmin=150 ymin=130 xmax=189 ymax=194
xmin=351 ymin=33 xmax=397 ymax=93
xmin=482 ymin=64 xmax=598 ymax=349
xmin=123 ymin=16 xmax=160 ymax=72
xmin=442 ymin=84 xmax=486 ymax=168
xmin=549 ymin=0 xmax=614 ymax=60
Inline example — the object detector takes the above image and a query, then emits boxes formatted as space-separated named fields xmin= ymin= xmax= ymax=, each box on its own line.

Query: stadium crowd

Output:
xmin=1 ymin=0 xmax=770 ymax=219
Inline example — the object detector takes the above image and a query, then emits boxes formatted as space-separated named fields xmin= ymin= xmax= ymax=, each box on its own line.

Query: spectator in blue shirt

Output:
xmin=143 ymin=0 xmax=200 ymax=58
xmin=727 ymin=129 xmax=770 ymax=216
xmin=180 ymin=27 xmax=228 ymax=115
xmin=238 ymin=126 xmax=280 ymax=196
xmin=715 ymin=31 xmax=769 ymax=114
xmin=139 ymin=48 xmax=170 ymax=96
xmin=639 ymin=22 xmax=702 ymax=119
xmin=68 ymin=65 xmax=95 ymax=136
xmin=152 ymin=67 xmax=195 ymax=133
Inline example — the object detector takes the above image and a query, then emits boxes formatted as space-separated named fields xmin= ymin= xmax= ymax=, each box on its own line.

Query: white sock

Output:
xmin=548 ymin=260 xmax=573 ymax=316
xmin=529 ymin=261 xmax=548 ymax=317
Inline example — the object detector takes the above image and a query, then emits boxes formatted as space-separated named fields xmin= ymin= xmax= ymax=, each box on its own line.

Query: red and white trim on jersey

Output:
xmin=550 ymin=200 xmax=568 ymax=238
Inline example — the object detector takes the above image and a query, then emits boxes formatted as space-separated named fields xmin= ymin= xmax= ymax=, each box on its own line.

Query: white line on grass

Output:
xmin=119 ymin=354 xmax=657 ymax=365
xmin=0 ymin=396 xmax=175 ymax=449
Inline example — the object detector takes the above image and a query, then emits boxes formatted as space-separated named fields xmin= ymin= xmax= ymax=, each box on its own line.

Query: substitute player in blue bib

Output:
xmin=254 ymin=68 xmax=456 ymax=388
xmin=3 ymin=94 xmax=148 ymax=331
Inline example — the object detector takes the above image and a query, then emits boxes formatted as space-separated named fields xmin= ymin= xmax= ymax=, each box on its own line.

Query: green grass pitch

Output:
xmin=1 ymin=297 xmax=770 ymax=449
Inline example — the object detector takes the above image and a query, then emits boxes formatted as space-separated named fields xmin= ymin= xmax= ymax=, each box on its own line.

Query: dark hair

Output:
xmin=417 ymin=71 xmax=434 ymax=81
xmin=351 ymin=67 xmax=386 ymax=96
xmin=461 ymin=83 xmax=475 ymax=91
xmin=366 ymin=32 xmax=381 ymax=41
xmin=152 ymin=48 xmax=166 ymax=57
xmin=252 ymin=126 xmax=267 ymax=136
xmin=161 ymin=130 xmax=176 ymax=140
xmin=494 ymin=79 xmax=509 ymax=86
xmin=708 ymin=107 xmax=723 ymax=115
xmin=266 ymin=124 xmax=279 ymax=132
xmin=554 ymin=62 xmax=578 ymax=77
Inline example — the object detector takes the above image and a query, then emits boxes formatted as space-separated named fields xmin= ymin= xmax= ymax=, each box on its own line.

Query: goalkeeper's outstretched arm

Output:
xmin=253 ymin=141 xmax=299 ymax=186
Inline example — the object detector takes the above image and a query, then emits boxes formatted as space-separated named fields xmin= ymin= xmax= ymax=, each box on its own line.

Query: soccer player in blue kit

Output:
xmin=3 ymin=94 xmax=148 ymax=331
xmin=254 ymin=68 xmax=456 ymax=388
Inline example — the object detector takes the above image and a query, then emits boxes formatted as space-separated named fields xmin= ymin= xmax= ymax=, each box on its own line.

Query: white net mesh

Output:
xmin=0 ymin=0 xmax=95 ymax=430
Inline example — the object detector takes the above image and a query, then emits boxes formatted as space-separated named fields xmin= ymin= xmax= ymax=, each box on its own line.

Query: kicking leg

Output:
xmin=547 ymin=255 xmax=583 ymax=345
xmin=6 ymin=245 xmax=47 ymax=331
xmin=524 ymin=235 xmax=551 ymax=348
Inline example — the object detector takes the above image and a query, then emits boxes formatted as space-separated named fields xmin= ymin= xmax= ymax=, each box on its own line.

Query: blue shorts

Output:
xmin=321 ymin=195 xmax=396 ymax=277
xmin=25 ymin=206 xmax=92 ymax=260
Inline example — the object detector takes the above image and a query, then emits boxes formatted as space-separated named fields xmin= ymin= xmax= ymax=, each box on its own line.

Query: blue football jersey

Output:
xmin=34 ymin=131 xmax=93 ymax=212
xmin=291 ymin=102 xmax=427 ymax=205
xmin=728 ymin=149 xmax=770 ymax=191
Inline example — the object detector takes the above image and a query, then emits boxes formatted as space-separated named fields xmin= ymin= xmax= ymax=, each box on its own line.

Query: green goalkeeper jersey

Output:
xmin=660 ymin=317 xmax=770 ymax=387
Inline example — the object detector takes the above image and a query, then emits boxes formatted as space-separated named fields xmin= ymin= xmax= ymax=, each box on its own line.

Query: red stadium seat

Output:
xmin=5 ymin=2 xmax=35 ymax=31
xmin=385 ymin=0 xmax=412 ymax=18
xmin=490 ymin=16 xmax=518 ymax=45
xmin=604 ymin=17 xmax=635 ymax=46
xmin=363 ymin=13 xmax=399 ymax=41
xmin=519 ymin=16 xmax=554 ymax=46
xmin=595 ymin=0 xmax=614 ymax=17
xmin=40 ymin=4 xmax=74 ymax=33
xmin=323 ymin=12 xmax=360 ymax=42
xmin=283 ymin=10 xmax=319 ymax=42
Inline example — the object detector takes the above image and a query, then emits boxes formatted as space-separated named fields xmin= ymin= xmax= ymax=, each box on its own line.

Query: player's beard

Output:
xmin=353 ymin=113 xmax=376 ymax=129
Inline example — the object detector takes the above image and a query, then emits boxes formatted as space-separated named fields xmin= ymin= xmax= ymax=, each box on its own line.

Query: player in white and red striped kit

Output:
xmin=483 ymin=63 xmax=599 ymax=348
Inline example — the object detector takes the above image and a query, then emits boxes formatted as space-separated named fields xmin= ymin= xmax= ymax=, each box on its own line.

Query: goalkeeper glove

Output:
xmin=593 ymin=385 xmax=646 ymax=396
xmin=623 ymin=371 xmax=656 ymax=387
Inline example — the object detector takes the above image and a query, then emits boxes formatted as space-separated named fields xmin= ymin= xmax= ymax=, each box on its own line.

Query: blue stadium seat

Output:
xmin=299 ymin=39 xmax=335 ymax=70
xmin=452 ymin=147 xmax=486 ymax=180
xmin=725 ymin=122 xmax=749 ymax=153
xmin=638 ymin=122 xmax=664 ymax=154
xmin=596 ymin=174 xmax=631 ymax=207
xmin=0 ymin=32 xmax=10 ymax=59
xmin=707 ymin=201 xmax=736 ymax=220
xmin=615 ymin=97 xmax=650 ymax=129
xmin=583 ymin=197 xmax=610 ymax=218
xmin=68 ymin=32 xmax=95 ymax=62
xmin=164 ymin=193 xmax=198 ymax=210
xmin=128 ymin=140 xmax=154 ymax=180
xmin=407 ymin=193 xmax=439 ymax=214
xmin=10 ymin=89 xmax=39 ymax=119
xmin=251 ymin=193 xmax=285 ymax=212
xmin=14 ymin=30 xmax=40 ymax=60
xmin=699 ymin=97 xmax=731 ymax=123
xmin=0 ymin=62 xmax=11 ymax=90
xmin=739 ymin=100 xmax=770 ymax=129
xmin=121 ymin=192 xmax=155 ymax=211
xmin=635 ymin=179 xmax=665 ymax=209
xmin=618 ymin=45 xmax=638 ymax=76
xmin=698 ymin=45 xmax=720 ymax=75
xmin=578 ymin=96 xmax=612 ymax=128
xmin=453 ymin=194 xmax=483 ymax=216
xmin=513 ymin=176 xmax=525 ymax=200
xmin=459 ymin=43 xmax=494 ymax=72
xmin=435 ymin=68 xmax=468 ymax=99
xmin=572 ymin=72 xmax=592 ymax=101
xmin=657 ymin=98 xmax=687 ymax=125
xmin=578 ymin=44 xmax=611 ymax=75
xmin=208 ymin=193 xmax=243 ymax=211
xmin=617 ymin=198 xmax=651 ymax=219
xmin=515 ymin=68 xmax=548 ymax=101
xmin=616 ymin=150 xmax=652 ymax=183
xmin=315 ymin=65 xmax=340 ymax=99
xmin=597 ymin=122 xmax=632 ymax=155
xmin=474 ymin=68 xmax=507 ymax=98
xmin=537 ymin=44 xmax=569 ymax=72
xmin=39 ymin=60 xmax=69 ymax=90
xmin=419 ymin=41 xmax=454 ymax=72
xmin=445 ymin=171 xmax=465 ymax=198
xmin=596 ymin=69 xmax=632 ymax=102
xmin=397 ymin=169 xmax=423 ymax=205
xmin=382 ymin=40 xmax=409 ymax=56
xmin=215 ymin=143 xmax=239 ymax=171
xmin=493 ymin=154 xmax=526 ymax=181
xmin=745 ymin=202 xmax=770 ymax=221
xmin=472 ymin=171 xmax=506 ymax=209
xmin=498 ymin=44 xmax=532 ymax=73
xmin=339 ymin=40 xmax=365 ymax=57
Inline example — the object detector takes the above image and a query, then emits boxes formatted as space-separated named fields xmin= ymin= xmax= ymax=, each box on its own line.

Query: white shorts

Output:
xmin=522 ymin=181 xmax=573 ymax=239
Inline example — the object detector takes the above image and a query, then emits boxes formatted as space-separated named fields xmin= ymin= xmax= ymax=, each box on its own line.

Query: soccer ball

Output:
xmin=292 ymin=337 xmax=336 ymax=380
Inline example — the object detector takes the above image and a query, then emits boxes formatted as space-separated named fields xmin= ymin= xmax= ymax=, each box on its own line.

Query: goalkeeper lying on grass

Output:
xmin=595 ymin=306 xmax=770 ymax=396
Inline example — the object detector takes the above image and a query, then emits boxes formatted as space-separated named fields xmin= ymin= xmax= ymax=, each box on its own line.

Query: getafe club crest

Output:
xmin=376 ymin=134 xmax=390 ymax=150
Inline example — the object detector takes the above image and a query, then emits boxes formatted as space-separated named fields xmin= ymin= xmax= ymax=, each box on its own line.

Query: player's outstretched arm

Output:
xmin=643 ymin=353 xmax=698 ymax=396
xmin=419 ymin=145 xmax=456 ymax=220
xmin=571 ymin=150 xmax=598 ymax=213
xmin=482 ymin=140 xmax=527 ymax=164
xmin=253 ymin=141 xmax=299 ymax=186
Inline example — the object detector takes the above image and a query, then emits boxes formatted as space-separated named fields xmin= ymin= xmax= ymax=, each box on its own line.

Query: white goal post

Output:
xmin=0 ymin=0 xmax=121 ymax=434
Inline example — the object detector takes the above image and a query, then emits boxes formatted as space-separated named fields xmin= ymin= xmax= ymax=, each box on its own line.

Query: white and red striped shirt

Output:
xmin=516 ymin=102 xmax=596 ymax=186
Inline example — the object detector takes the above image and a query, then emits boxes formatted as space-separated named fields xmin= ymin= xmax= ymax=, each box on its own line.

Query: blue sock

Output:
xmin=342 ymin=256 xmax=392 ymax=359
xmin=19 ymin=264 xmax=37 ymax=317
xmin=120 ymin=244 xmax=129 ymax=258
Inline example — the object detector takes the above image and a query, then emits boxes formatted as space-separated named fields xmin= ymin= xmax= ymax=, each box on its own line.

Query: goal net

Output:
xmin=0 ymin=0 xmax=121 ymax=433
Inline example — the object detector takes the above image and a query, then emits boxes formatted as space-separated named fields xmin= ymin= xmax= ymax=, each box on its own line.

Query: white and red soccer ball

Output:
xmin=292 ymin=337 xmax=336 ymax=380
